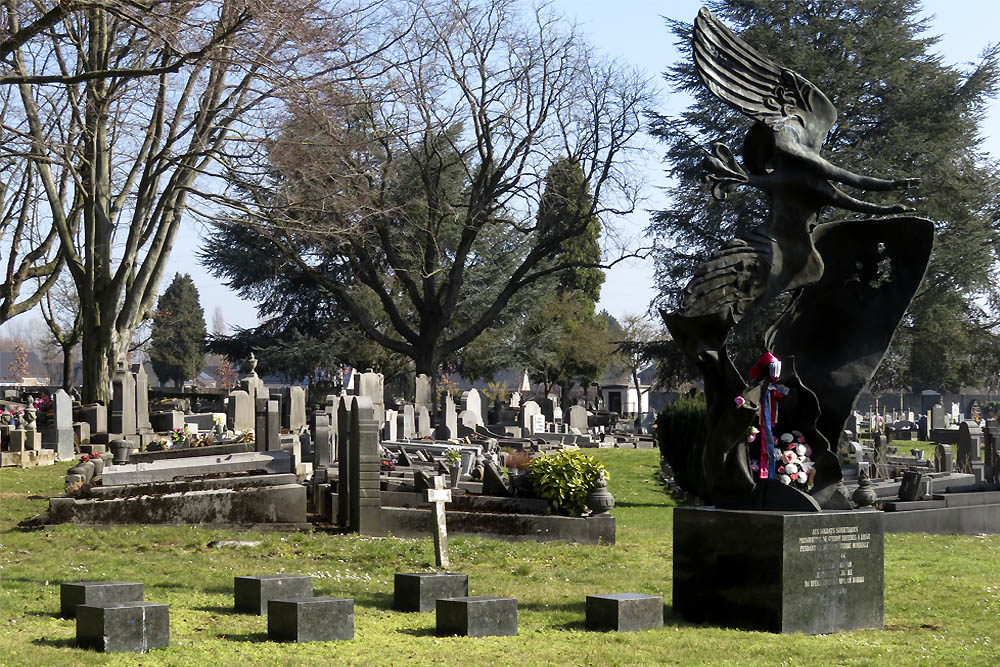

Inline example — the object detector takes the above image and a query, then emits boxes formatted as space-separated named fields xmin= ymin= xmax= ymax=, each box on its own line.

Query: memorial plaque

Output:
xmin=673 ymin=507 xmax=884 ymax=634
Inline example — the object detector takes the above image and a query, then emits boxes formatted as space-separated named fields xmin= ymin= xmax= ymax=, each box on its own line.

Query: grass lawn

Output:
xmin=1 ymin=450 xmax=997 ymax=666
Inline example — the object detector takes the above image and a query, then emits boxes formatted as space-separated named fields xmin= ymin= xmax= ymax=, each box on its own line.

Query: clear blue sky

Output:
xmin=89 ymin=1 xmax=1000 ymax=333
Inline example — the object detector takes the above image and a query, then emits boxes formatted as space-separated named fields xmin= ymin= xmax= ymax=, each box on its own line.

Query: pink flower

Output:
xmin=734 ymin=396 xmax=745 ymax=407
xmin=778 ymin=466 xmax=785 ymax=474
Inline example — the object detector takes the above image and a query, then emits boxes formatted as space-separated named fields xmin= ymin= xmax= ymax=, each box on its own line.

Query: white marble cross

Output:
xmin=426 ymin=475 xmax=452 ymax=568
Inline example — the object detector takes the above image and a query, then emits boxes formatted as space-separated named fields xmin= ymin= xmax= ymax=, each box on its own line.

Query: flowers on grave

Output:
xmin=380 ymin=458 xmax=396 ymax=471
xmin=33 ymin=396 xmax=52 ymax=410
xmin=170 ymin=427 xmax=188 ymax=445
xmin=79 ymin=454 xmax=91 ymax=462
xmin=749 ymin=429 xmax=816 ymax=492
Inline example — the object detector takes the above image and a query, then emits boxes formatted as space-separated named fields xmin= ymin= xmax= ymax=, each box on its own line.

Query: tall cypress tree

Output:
xmin=149 ymin=273 xmax=207 ymax=388
xmin=648 ymin=0 xmax=1000 ymax=391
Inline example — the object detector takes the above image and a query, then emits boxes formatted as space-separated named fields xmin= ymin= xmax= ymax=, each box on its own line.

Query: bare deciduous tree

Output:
xmin=208 ymin=0 xmax=655 ymax=381
xmin=2 ymin=0 xmax=394 ymax=402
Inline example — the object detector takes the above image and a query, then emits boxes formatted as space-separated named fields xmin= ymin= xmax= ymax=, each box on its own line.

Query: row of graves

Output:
xmin=42 ymin=366 xmax=657 ymax=545
xmin=828 ymin=403 xmax=1000 ymax=535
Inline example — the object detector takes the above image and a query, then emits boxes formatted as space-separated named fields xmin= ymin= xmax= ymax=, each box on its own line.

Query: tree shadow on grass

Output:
xmin=517 ymin=600 xmax=586 ymax=614
xmin=395 ymin=626 xmax=437 ymax=637
xmin=31 ymin=637 xmax=75 ymax=649
xmin=351 ymin=591 xmax=393 ymax=610
xmin=613 ymin=501 xmax=672 ymax=508
xmin=25 ymin=610 xmax=64 ymax=619
xmin=192 ymin=605 xmax=241 ymax=615
xmin=218 ymin=631 xmax=270 ymax=643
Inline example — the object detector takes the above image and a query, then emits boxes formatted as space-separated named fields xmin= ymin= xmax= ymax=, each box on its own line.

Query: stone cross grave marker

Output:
xmin=427 ymin=475 xmax=452 ymax=568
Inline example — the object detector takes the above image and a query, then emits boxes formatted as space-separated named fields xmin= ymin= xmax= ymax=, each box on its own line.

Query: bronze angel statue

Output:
xmin=661 ymin=8 xmax=934 ymax=510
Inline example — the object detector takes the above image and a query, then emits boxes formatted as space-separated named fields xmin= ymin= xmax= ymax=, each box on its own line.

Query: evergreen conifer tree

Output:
xmin=149 ymin=274 xmax=207 ymax=388
xmin=648 ymin=0 xmax=1000 ymax=391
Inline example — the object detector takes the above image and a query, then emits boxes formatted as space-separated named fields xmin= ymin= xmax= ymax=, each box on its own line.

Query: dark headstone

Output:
xmin=935 ymin=443 xmax=954 ymax=473
xmin=957 ymin=420 xmax=983 ymax=472
xmin=897 ymin=470 xmax=925 ymax=501
xmin=585 ymin=594 xmax=663 ymax=632
xmin=81 ymin=404 xmax=107 ymax=436
xmin=673 ymin=507 xmax=884 ymax=634
xmin=267 ymin=597 xmax=353 ymax=642
xmin=61 ymin=581 xmax=144 ymax=619
xmin=233 ymin=575 xmax=312 ymax=615
xmin=109 ymin=360 xmax=136 ymax=435
xmin=149 ymin=410 xmax=184 ymax=432
xmin=436 ymin=596 xmax=517 ymax=637
xmin=482 ymin=462 xmax=511 ymax=497
xmin=393 ymin=573 xmax=469 ymax=613
xmin=76 ymin=601 xmax=168 ymax=653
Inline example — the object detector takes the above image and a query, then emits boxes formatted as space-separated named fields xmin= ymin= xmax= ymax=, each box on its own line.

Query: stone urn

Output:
xmin=23 ymin=405 xmax=37 ymax=430
xmin=449 ymin=461 xmax=461 ymax=488
xmin=110 ymin=439 xmax=131 ymax=465
xmin=585 ymin=471 xmax=615 ymax=515
xmin=852 ymin=468 xmax=878 ymax=508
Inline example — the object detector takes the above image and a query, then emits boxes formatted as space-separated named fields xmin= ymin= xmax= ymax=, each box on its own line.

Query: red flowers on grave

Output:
xmin=380 ymin=458 xmax=396 ymax=471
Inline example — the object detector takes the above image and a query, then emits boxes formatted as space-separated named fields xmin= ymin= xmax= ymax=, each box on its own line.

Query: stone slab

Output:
xmin=268 ymin=597 xmax=353 ymax=642
xmin=393 ymin=573 xmax=469 ymax=612
xmin=61 ymin=581 xmax=144 ymax=618
xmin=377 ymin=507 xmax=614 ymax=545
xmin=129 ymin=442 xmax=253 ymax=464
xmin=586 ymin=593 xmax=663 ymax=632
xmin=76 ymin=601 xmax=168 ymax=653
xmin=48 ymin=483 xmax=306 ymax=526
xmin=234 ymin=575 xmax=313 ymax=615
xmin=436 ymin=596 xmax=517 ymax=637
xmin=882 ymin=503 xmax=1000 ymax=535
xmin=99 ymin=450 xmax=292 ymax=485
xmin=673 ymin=507 xmax=884 ymax=634
xmin=85 ymin=473 xmax=298 ymax=498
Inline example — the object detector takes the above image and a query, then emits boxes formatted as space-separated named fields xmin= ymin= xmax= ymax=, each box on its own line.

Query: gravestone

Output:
xmin=313 ymin=413 xmax=333 ymax=467
xmin=394 ymin=573 xmax=468 ymax=613
xmin=482 ymin=462 xmax=511 ymax=497
xmin=268 ymin=597 xmax=353 ymax=642
xmin=435 ymin=395 xmax=457 ymax=440
xmin=227 ymin=390 xmax=253 ymax=431
xmin=437 ymin=597 xmax=517 ymax=637
xmin=283 ymin=386 xmax=307 ymax=432
xmin=149 ymin=411 xmax=183 ymax=432
xmin=917 ymin=415 xmax=929 ymax=441
xmin=568 ymin=405 xmax=588 ymax=432
xmin=383 ymin=409 xmax=398 ymax=441
xmin=984 ymin=418 xmax=1000 ymax=485
xmin=586 ymin=594 xmax=663 ymax=632
xmin=957 ymin=420 xmax=983 ymax=472
xmin=414 ymin=373 xmax=432 ymax=412
xmin=510 ymin=391 xmax=520 ymax=409
xmin=357 ymin=370 xmax=385 ymax=424
xmin=416 ymin=405 xmax=432 ymax=438
xmin=521 ymin=401 xmax=540 ymax=433
xmin=76 ymin=601 xmax=169 ymax=653
xmin=133 ymin=364 xmax=152 ymax=435
xmin=109 ymin=360 xmax=136 ymax=436
xmin=674 ymin=507 xmax=884 ymax=634
xmin=934 ymin=443 xmax=954 ymax=473
xmin=931 ymin=404 xmax=945 ymax=430
xmin=337 ymin=398 xmax=354 ymax=528
xmin=531 ymin=413 xmax=546 ymax=435
xmin=349 ymin=395 xmax=386 ymax=536
xmin=44 ymin=389 xmax=75 ymax=460
xmin=461 ymin=388 xmax=482 ymax=424
xmin=326 ymin=395 xmax=340 ymax=464
xmin=234 ymin=575 xmax=313 ymax=615
xmin=538 ymin=397 xmax=555 ymax=424
xmin=254 ymin=398 xmax=280 ymax=452
xmin=898 ymin=470 xmax=928 ymax=501
xmin=61 ymin=581 xmax=144 ymax=618
xmin=400 ymin=404 xmax=415 ymax=439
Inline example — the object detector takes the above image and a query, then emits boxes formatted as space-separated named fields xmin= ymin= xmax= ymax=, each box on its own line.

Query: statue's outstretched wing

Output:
xmin=693 ymin=7 xmax=836 ymax=158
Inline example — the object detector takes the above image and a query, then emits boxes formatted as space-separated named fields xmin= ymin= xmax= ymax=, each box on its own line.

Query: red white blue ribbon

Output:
xmin=748 ymin=353 xmax=786 ymax=479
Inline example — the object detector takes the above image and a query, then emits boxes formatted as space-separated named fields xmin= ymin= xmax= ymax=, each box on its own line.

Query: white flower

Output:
xmin=796 ymin=444 xmax=807 ymax=457
xmin=779 ymin=474 xmax=791 ymax=485
xmin=785 ymin=463 xmax=799 ymax=475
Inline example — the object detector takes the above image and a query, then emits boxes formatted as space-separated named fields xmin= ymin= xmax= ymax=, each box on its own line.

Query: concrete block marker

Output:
xmin=60 ymin=581 xmax=143 ymax=619
xmin=393 ymin=573 xmax=469 ymax=613
xmin=585 ymin=593 xmax=663 ymax=632
xmin=267 ymin=597 xmax=354 ymax=642
xmin=76 ymin=601 xmax=168 ymax=653
xmin=436 ymin=596 xmax=517 ymax=637
xmin=234 ymin=575 xmax=312 ymax=615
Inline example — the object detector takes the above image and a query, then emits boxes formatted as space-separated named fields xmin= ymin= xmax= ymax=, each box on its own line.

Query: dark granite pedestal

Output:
xmin=268 ymin=597 xmax=354 ymax=642
xmin=60 ymin=581 xmax=144 ymax=618
xmin=76 ymin=601 xmax=169 ymax=653
xmin=673 ymin=507 xmax=884 ymax=634
xmin=586 ymin=593 xmax=663 ymax=632
xmin=436 ymin=596 xmax=517 ymax=637
xmin=393 ymin=573 xmax=469 ymax=612
xmin=234 ymin=575 xmax=313 ymax=615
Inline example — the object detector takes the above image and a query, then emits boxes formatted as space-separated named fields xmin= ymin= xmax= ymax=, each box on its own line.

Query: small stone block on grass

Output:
xmin=586 ymin=593 xmax=663 ymax=632
xmin=436 ymin=596 xmax=517 ymax=637
xmin=76 ymin=601 xmax=169 ymax=653
xmin=234 ymin=575 xmax=313 ymax=615
xmin=60 ymin=581 xmax=144 ymax=618
xmin=267 ymin=597 xmax=354 ymax=642
xmin=393 ymin=572 xmax=469 ymax=612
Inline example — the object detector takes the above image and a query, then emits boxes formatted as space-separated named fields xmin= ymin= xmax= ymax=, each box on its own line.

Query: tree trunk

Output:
xmin=632 ymin=368 xmax=642 ymax=417
xmin=80 ymin=330 xmax=112 ymax=404
xmin=61 ymin=344 xmax=74 ymax=391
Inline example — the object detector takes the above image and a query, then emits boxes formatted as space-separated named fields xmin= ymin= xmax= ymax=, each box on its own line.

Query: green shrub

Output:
xmin=526 ymin=449 xmax=609 ymax=516
xmin=657 ymin=394 xmax=709 ymax=500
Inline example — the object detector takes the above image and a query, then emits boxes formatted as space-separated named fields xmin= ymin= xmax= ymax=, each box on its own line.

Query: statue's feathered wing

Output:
xmin=693 ymin=7 xmax=837 ymax=161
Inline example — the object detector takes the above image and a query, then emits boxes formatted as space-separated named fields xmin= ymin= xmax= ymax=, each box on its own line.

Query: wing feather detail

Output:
xmin=693 ymin=7 xmax=836 ymax=154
